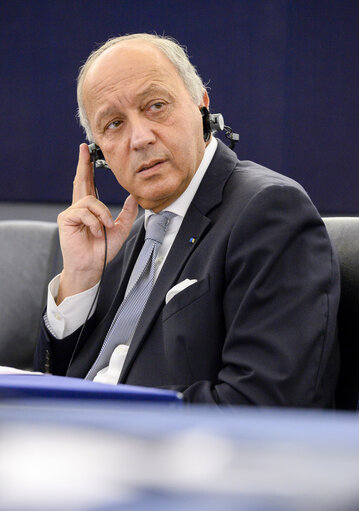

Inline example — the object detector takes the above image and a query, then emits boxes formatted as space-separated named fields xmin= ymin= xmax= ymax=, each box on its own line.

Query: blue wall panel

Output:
xmin=1 ymin=0 xmax=358 ymax=213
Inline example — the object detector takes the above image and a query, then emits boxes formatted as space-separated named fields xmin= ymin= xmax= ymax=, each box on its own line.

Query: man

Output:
xmin=34 ymin=33 xmax=340 ymax=406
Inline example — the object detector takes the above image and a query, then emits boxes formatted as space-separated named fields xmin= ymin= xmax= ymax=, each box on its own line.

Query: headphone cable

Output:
xmin=65 ymin=154 xmax=108 ymax=375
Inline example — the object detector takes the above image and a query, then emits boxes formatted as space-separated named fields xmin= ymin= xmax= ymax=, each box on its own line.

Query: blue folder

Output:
xmin=0 ymin=374 xmax=183 ymax=403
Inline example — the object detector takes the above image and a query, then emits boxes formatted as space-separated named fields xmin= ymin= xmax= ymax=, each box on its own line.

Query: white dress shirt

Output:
xmin=45 ymin=137 xmax=218 ymax=383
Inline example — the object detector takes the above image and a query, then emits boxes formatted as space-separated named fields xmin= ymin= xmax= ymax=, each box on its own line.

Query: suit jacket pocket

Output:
xmin=162 ymin=276 xmax=210 ymax=322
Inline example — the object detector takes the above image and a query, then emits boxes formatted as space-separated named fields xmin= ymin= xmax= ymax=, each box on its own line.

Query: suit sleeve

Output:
xmin=182 ymin=184 xmax=340 ymax=406
xmin=34 ymin=313 xmax=98 ymax=375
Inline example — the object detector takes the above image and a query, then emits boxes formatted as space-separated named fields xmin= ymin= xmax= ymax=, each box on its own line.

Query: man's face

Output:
xmin=82 ymin=41 xmax=209 ymax=212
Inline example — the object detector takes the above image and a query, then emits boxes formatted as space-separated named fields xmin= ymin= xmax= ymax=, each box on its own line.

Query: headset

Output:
xmin=88 ymin=107 xmax=239 ymax=170
xmin=200 ymin=107 xmax=239 ymax=149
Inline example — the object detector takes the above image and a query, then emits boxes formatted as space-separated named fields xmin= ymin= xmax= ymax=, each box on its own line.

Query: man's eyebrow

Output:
xmin=95 ymin=106 xmax=119 ymax=130
xmin=94 ymin=85 xmax=175 ymax=129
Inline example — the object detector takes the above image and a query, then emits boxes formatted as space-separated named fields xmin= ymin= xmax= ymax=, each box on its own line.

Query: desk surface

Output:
xmin=0 ymin=400 xmax=359 ymax=511
xmin=0 ymin=373 xmax=183 ymax=403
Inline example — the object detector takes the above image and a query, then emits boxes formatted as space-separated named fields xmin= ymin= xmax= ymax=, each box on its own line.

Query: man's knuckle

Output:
xmin=57 ymin=210 xmax=67 ymax=223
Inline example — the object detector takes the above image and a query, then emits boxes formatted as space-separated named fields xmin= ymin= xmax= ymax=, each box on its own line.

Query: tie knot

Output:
xmin=145 ymin=211 xmax=175 ymax=244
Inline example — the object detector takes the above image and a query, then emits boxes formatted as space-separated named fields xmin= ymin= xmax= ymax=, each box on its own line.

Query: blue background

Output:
xmin=1 ymin=0 xmax=358 ymax=213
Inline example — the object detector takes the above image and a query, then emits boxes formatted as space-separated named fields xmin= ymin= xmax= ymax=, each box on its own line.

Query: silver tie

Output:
xmin=86 ymin=210 xmax=175 ymax=380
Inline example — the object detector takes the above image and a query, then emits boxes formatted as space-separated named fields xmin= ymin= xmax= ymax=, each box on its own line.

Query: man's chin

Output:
xmin=136 ymin=194 xmax=173 ymax=212
xmin=134 ymin=179 xmax=186 ymax=211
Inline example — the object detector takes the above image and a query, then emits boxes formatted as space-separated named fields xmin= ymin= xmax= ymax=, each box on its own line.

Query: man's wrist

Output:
xmin=46 ymin=274 xmax=100 ymax=339
xmin=57 ymin=269 xmax=102 ymax=305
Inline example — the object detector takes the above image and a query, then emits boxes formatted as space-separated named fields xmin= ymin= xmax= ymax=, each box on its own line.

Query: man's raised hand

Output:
xmin=56 ymin=144 xmax=138 ymax=304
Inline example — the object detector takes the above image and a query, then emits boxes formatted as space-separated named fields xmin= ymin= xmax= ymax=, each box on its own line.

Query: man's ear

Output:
xmin=200 ymin=90 xmax=210 ymax=110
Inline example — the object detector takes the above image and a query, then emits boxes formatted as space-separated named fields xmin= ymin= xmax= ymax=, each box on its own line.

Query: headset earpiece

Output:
xmin=200 ymin=106 xmax=239 ymax=149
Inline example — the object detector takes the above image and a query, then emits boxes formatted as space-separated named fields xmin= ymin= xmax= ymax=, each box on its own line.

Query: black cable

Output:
xmin=224 ymin=125 xmax=240 ymax=150
xmin=65 ymin=155 xmax=108 ymax=375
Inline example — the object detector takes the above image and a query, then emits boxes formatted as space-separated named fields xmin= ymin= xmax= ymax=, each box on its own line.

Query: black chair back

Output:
xmin=323 ymin=217 xmax=359 ymax=410
xmin=0 ymin=221 xmax=61 ymax=369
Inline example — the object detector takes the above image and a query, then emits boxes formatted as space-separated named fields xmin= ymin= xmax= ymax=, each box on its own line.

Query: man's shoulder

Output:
xmin=224 ymin=157 xmax=311 ymax=213
xmin=235 ymin=159 xmax=305 ymax=192
xmin=213 ymin=140 xmax=307 ymax=196
xmin=196 ymin=140 xmax=312 ymax=218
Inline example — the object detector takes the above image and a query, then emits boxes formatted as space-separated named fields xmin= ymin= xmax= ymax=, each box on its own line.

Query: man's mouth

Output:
xmin=137 ymin=159 xmax=165 ymax=173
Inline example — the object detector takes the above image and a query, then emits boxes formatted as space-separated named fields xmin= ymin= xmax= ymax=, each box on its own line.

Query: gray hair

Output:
xmin=77 ymin=33 xmax=206 ymax=141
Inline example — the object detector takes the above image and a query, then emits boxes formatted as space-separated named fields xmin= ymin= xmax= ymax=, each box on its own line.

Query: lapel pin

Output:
xmin=189 ymin=237 xmax=196 ymax=244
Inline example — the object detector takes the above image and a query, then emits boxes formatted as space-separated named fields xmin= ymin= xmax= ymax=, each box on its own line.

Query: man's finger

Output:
xmin=73 ymin=195 xmax=115 ymax=228
xmin=59 ymin=206 xmax=105 ymax=238
xmin=114 ymin=195 xmax=139 ymax=240
xmin=72 ymin=143 xmax=96 ymax=204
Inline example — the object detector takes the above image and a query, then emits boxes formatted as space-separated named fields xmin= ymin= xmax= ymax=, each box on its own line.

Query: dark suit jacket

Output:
xmin=35 ymin=140 xmax=340 ymax=407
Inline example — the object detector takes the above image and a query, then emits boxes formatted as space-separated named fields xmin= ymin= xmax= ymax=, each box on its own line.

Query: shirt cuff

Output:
xmin=45 ymin=274 xmax=100 ymax=339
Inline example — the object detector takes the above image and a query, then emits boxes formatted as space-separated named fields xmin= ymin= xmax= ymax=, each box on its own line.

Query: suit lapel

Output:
xmin=119 ymin=140 xmax=238 ymax=381
xmin=120 ymin=221 xmax=145 ymax=294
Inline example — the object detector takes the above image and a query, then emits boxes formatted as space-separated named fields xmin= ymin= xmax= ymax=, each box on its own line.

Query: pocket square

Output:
xmin=165 ymin=279 xmax=198 ymax=304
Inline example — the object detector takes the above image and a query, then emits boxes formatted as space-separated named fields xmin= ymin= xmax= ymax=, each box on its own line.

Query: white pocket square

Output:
xmin=165 ymin=279 xmax=198 ymax=304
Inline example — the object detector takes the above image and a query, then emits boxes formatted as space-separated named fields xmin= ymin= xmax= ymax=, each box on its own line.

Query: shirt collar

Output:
xmin=144 ymin=137 xmax=218 ymax=228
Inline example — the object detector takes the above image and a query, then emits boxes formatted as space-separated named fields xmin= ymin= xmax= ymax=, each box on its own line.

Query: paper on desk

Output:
xmin=0 ymin=366 xmax=43 ymax=375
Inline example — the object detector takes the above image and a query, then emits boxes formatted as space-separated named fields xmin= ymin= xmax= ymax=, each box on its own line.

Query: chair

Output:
xmin=0 ymin=221 xmax=62 ymax=369
xmin=323 ymin=217 xmax=359 ymax=410
xmin=1 ymin=217 xmax=357 ymax=407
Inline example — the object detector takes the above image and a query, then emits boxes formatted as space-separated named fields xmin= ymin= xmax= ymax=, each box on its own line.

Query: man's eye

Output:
xmin=149 ymin=102 xmax=165 ymax=111
xmin=107 ymin=120 xmax=122 ymax=130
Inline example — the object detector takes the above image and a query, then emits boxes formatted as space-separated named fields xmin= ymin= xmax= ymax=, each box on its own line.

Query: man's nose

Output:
xmin=129 ymin=117 xmax=156 ymax=150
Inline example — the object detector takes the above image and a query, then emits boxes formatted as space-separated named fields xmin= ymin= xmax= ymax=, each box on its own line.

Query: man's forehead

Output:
xmin=85 ymin=40 xmax=178 ymax=85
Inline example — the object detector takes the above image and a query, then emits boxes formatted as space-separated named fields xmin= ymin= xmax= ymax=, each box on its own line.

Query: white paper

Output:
xmin=0 ymin=366 xmax=43 ymax=375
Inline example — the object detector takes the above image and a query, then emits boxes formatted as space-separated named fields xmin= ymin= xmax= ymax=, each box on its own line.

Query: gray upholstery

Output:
xmin=0 ymin=221 xmax=61 ymax=369
xmin=323 ymin=217 xmax=359 ymax=410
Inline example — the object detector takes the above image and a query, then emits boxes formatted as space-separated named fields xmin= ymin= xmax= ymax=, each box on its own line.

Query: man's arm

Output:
xmin=34 ymin=144 xmax=138 ymax=373
xmin=180 ymin=185 xmax=340 ymax=406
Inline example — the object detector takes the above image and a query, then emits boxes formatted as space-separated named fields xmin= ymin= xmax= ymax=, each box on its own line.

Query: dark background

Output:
xmin=1 ymin=0 xmax=358 ymax=213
